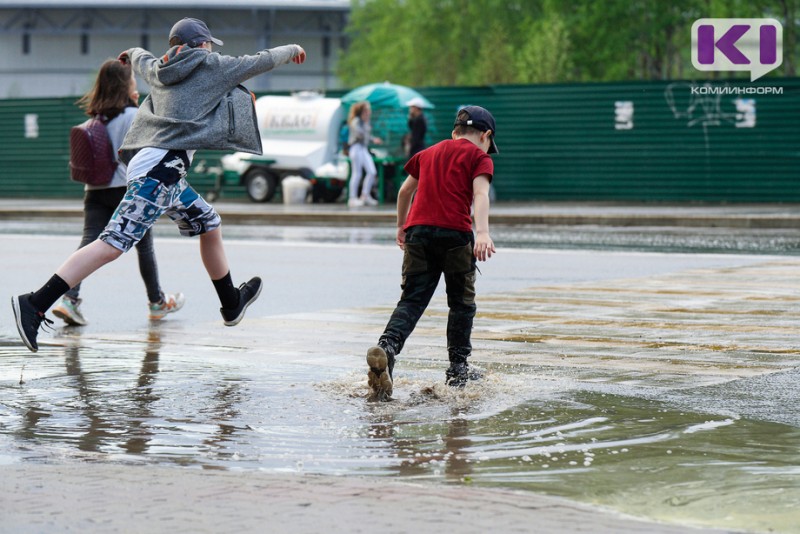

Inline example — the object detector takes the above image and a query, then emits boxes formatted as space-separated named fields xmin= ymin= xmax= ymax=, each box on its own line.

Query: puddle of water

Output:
xmin=1 ymin=332 xmax=799 ymax=533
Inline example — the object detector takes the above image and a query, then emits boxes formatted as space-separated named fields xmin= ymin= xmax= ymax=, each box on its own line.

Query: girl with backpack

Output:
xmin=52 ymin=58 xmax=184 ymax=327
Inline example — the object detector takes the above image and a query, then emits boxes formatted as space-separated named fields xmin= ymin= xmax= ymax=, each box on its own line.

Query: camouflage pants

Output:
xmin=379 ymin=225 xmax=477 ymax=363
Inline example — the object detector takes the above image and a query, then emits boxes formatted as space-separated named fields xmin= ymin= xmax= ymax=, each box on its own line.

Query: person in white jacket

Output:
xmin=346 ymin=101 xmax=382 ymax=207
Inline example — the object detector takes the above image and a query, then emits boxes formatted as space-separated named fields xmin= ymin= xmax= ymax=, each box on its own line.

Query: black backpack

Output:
xmin=68 ymin=115 xmax=118 ymax=185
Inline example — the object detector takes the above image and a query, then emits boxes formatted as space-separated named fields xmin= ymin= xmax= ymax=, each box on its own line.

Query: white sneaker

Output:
xmin=149 ymin=292 xmax=185 ymax=320
xmin=52 ymin=296 xmax=88 ymax=326
xmin=348 ymin=198 xmax=365 ymax=208
xmin=361 ymin=195 xmax=379 ymax=206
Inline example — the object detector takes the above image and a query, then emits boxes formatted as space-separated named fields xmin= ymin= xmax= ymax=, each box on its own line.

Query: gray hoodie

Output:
xmin=119 ymin=43 xmax=302 ymax=163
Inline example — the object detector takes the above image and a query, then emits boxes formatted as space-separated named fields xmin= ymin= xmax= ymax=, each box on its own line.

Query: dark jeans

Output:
xmin=379 ymin=225 xmax=477 ymax=363
xmin=65 ymin=187 xmax=163 ymax=303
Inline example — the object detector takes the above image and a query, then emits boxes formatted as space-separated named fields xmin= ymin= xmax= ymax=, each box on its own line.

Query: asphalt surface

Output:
xmin=2 ymin=197 xmax=797 ymax=534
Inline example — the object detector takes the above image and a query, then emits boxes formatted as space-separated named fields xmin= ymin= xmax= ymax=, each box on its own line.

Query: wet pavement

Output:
xmin=2 ymin=198 xmax=799 ymax=256
xmin=1 ymin=201 xmax=799 ymax=533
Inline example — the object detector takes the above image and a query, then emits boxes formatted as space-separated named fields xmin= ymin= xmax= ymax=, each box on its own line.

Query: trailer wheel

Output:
xmin=245 ymin=168 xmax=278 ymax=202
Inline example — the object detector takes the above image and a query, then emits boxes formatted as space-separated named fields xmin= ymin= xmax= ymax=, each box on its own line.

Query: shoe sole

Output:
xmin=52 ymin=306 xmax=88 ymax=327
xmin=224 ymin=281 xmax=263 ymax=326
xmin=11 ymin=296 xmax=37 ymax=353
xmin=366 ymin=346 xmax=393 ymax=400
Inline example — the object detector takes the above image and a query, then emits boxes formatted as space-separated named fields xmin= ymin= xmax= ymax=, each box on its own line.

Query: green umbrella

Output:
xmin=341 ymin=83 xmax=435 ymax=158
xmin=340 ymin=82 xmax=434 ymax=109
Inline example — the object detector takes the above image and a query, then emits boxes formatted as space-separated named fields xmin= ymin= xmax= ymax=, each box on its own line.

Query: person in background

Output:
xmin=53 ymin=59 xmax=184 ymax=326
xmin=405 ymin=97 xmax=428 ymax=159
xmin=347 ymin=101 xmax=382 ymax=207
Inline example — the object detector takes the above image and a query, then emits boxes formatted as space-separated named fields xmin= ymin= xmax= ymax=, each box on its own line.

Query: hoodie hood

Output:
xmin=155 ymin=45 xmax=210 ymax=86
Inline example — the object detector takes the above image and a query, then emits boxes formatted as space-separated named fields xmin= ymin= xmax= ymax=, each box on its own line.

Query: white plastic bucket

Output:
xmin=281 ymin=175 xmax=310 ymax=205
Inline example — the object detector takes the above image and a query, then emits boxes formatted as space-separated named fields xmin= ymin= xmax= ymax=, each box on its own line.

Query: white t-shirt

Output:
xmin=127 ymin=147 xmax=196 ymax=183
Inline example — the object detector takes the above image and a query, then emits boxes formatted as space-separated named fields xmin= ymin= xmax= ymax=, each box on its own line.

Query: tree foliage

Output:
xmin=337 ymin=0 xmax=798 ymax=86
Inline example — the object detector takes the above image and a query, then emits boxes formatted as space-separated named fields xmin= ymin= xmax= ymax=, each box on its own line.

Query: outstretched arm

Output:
xmin=120 ymin=45 xmax=306 ymax=87
xmin=472 ymin=174 xmax=495 ymax=261
xmin=216 ymin=44 xmax=306 ymax=85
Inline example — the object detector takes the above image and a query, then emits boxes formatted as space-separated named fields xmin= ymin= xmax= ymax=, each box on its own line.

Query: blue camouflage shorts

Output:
xmin=99 ymin=150 xmax=221 ymax=253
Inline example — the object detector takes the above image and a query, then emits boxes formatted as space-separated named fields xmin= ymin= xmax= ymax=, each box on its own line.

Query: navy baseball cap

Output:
xmin=169 ymin=18 xmax=223 ymax=47
xmin=454 ymin=105 xmax=498 ymax=154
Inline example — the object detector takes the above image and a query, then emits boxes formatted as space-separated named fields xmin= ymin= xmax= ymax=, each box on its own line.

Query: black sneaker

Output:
xmin=220 ymin=277 xmax=263 ymax=326
xmin=367 ymin=345 xmax=395 ymax=401
xmin=445 ymin=361 xmax=484 ymax=388
xmin=11 ymin=293 xmax=53 ymax=353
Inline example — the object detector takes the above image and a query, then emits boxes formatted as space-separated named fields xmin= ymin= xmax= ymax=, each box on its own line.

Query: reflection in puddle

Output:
xmin=1 ymin=334 xmax=799 ymax=532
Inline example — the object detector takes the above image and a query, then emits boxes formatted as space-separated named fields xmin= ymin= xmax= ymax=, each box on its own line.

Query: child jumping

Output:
xmin=12 ymin=17 xmax=306 ymax=352
xmin=366 ymin=105 xmax=498 ymax=400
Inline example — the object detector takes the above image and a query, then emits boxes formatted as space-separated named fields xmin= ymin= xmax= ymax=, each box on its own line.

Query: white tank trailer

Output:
xmin=221 ymin=92 xmax=349 ymax=202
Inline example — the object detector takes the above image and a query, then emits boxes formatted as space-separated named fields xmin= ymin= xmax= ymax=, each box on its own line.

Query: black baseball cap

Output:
xmin=169 ymin=18 xmax=224 ymax=47
xmin=454 ymin=105 xmax=498 ymax=154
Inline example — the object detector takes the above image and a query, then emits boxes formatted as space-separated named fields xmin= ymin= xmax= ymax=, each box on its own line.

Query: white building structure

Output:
xmin=0 ymin=0 xmax=350 ymax=98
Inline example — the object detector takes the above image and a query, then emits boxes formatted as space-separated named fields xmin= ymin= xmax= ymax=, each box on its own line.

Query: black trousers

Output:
xmin=379 ymin=225 xmax=477 ymax=363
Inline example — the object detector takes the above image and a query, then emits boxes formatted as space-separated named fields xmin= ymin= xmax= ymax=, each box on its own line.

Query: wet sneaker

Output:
xmin=445 ymin=361 xmax=484 ymax=388
xmin=11 ymin=293 xmax=54 ymax=353
xmin=52 ymin=296 xmax=88 ymax=326
xmin=149 ymin=292 xmax=186 ymax=320
xmin=367 ymin=345 xmax=395 ymax=401
xmin=220 ymin=277 xmax=263 ymax=326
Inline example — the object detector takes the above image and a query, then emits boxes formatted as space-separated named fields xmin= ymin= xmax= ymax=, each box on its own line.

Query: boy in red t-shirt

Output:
xmin=366 ymin=105 xmax=498 ymax=401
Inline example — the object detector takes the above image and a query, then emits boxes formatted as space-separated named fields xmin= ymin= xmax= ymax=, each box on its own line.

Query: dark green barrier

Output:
xmin=1 ymin=78 xmax=798 ymax=202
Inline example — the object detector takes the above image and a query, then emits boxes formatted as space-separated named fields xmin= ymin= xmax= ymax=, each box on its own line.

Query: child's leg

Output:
xmin=13 ymin=176 xmax=163 ymax=351
xmin=379 ymin=268 xmax=440 ymax=356
xmin=442 ymin=234 xmax=479 ymax=387
xmin=165 ymin=178 xmax=262 ymax=325
xmin=165 ymin=185 xmax=235 ymax=307
xmin=368 ymin=228 xmax=440 ymax=399
xmin=199 ymin=227 xmax=230 ymax=280
xmin=12 ymin=233 xmax=123 ymax=352
xmin=32 ymin=174 xmax=160 ymax=313
xmin=444 ymin=269 xmax=477 ymax=362
xmin=199 ymin=228 xmax=240 ymax=310
xmin=368 ymin=268 xmax=439 ymax=400
xmin=202 ymin=229 xmax=262 ymax=326
xmin=56 ymin=240 xmax=123 ymax=288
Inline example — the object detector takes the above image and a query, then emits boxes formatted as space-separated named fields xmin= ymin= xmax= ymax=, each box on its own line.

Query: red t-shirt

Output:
xmin=403 ymin=138 xmax=494 ymax=233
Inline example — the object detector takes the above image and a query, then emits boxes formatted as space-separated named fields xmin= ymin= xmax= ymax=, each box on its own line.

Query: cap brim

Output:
xmin=210 ymin=36 xmax=224 ymax=46
xmin=489 ymin=137 xmax=499 ymax=154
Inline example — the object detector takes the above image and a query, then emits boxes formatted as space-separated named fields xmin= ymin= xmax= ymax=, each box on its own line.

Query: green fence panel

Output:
xmin=0 ymin=97 xmax=245 ymax=200
xmin=0 ymin=97 xmax=82 ymax=197
xmin=418 ymin=79 xmax=800 ymax=202
xmin=1 ymin=78 xmax=798 ymax=202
